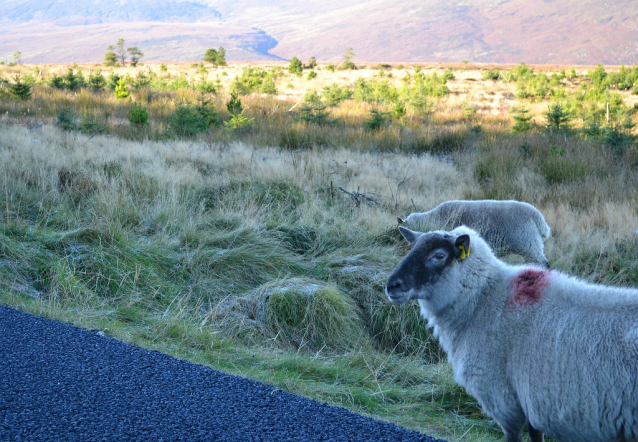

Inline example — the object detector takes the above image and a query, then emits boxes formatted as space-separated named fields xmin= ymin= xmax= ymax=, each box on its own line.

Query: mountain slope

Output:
xmin=1 ymin=0 xmax=636 ymax=64
xmin=0 ymin=0 xmax=221 ymax=24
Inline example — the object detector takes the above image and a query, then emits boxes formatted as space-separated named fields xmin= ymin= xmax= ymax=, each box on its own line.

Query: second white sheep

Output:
xmin=400 ymin=200 xmax=551 ymax=267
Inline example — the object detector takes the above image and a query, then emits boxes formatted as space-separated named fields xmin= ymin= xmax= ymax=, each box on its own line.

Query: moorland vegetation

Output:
xmin=1 ymin=58 xmax=638 ymax=441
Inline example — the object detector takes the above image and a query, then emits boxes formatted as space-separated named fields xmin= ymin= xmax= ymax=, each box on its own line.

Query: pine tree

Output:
xmin=104 ymin=49 xmax=118 ymax=67
xmin=9 ymin=75 xmax=31 ymax=100
xmin=226 ymin=92 xmax=243 ymax=116
xmin=114 ymin=78 xmax=130 ymax=100
xmin=340 ymin=47 xmax=357 ymax=70
xmin=128 ymin=47 xmax=144 ymax=67
xmin=115 ymin=39 xmax=127 ymax=66
xmin=203 ymin=47 xmax=226 ymax=66
xmin=511 ymin=105 xmax=533 ymax=133
xmin=545 ymin=103 xmax=572 ymax=131
xmin=289 ymin=57 xmax=303 ymax=76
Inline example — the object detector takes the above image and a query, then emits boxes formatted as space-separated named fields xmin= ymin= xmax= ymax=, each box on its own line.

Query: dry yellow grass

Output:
xmin=2 ymin=61 xmax=638 ymax=442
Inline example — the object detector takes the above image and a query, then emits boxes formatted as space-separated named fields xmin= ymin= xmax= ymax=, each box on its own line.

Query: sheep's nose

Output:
xmin=385 ymin=277 xmax=402 ymax=294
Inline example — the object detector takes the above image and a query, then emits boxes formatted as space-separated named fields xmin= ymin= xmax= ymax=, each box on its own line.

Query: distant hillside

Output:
xmin=1 ymin=0 xmax=637 ymax=64
xmin=0 ymin=0 xmax=221 ymax=24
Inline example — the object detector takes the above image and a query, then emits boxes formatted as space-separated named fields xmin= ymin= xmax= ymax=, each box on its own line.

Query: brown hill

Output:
xmin=1 ymin=0 xmax=636 ymax=65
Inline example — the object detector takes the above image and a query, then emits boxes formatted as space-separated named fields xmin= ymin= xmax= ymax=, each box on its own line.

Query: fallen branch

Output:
xmin=338 ymin=187 xmax=380 ymax=207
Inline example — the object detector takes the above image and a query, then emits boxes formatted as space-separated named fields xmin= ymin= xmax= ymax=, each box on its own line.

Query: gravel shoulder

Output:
xmin=0 ymin=305 xmax=445 ymax=442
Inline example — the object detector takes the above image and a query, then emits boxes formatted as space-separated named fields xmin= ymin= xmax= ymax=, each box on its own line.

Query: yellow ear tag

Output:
xmin=458 ymin=244 xmax=470 ymax=260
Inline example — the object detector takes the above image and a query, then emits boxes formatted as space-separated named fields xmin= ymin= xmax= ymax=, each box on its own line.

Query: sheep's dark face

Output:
xmin=385 ymin=227 xmax=469 ymax=305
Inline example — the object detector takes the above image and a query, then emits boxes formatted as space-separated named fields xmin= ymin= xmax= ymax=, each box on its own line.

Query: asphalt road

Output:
xmin=0 ymin=305 xmax=445 ymax=442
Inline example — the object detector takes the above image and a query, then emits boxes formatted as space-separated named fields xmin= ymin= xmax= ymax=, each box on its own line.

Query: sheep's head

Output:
xmin=385 ymin=227 xmax=470 ymax=308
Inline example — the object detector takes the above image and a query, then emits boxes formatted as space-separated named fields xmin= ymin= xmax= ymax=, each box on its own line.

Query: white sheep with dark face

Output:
xmin=386 ymin=225 xmax=638 ymax=442
xmin=399 ymin=200 xmax=551 ymax=267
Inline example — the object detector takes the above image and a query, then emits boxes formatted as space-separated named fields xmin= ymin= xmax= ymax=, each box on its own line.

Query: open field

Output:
xmin=1 ymin=61 xmax=638 ymax=441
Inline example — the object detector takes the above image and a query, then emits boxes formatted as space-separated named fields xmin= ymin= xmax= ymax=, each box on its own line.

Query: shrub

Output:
xmin=224 ymin=111 xmax=253 ymax=132
xmin=230 ymin=67 xmax=279 ymax=95
xmin=8 ymin=75 xmax=32 ymax=100
xmin=113 ymin=78 xmax=130 ymax=100
xmin=289 ymin=57 xmax=303 ymax=76
xmin=482 ymin=69 xmax=501 ymax=81
xmin=107 ymin=72 xmax=121 ymax=90
xmin=49 ymin=75 xmax=65 ymax=89
xmin=78 ymin=113 xmax=102 ymax=135
xmin=511 ymin=105 xmax=534 ymax=133
xmin=306 ymin=70 xmax=317 ymax=80
xmin=55 ymin=108 xmax=78 ymax=131
xmin=226 ymin=92 xmax=243 ymax=116
xmin=87 ymin=71 xmax=106 ymax=91
xmin=168 ymin=104 xmax=209 ymax=138
xmin=259 ymin=75 xmax=277 ymax=95
xmin=128 ymin=103 xmax=149 ymax=126
xmin=339 ymin=47 xmax=357 ymax=70
xmin=545 ymin=103 xmax=572 ymax=131
xmin=295 ymin=103 xmax=335 ymax=126
xmin=391 ymin=100 xmax=406 ymax=119
xmin=364 ymin=109 xmax=390 ymax=131
xmin=354 ymin=78 xmax=397 ymax=104
xmin=63 ymin=68 xmax=85 ymax=91
xmin=203 ymin=47 xmax=226 ymax=66
xmin=322 ymin=84 xmax=352 ymax=106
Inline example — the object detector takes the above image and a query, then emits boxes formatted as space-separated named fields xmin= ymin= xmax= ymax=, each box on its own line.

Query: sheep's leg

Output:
xmin=502 ymin=423 xmax=524 ymax=442
xmin=527 ymin=420 xmax=544 ymax=442
xmin=504 ymin=429 xmax=523 ymax=442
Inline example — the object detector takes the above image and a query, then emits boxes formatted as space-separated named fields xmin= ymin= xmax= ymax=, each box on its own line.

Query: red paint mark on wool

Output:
xmin=508 ymin=269 xmax=550 ymax=309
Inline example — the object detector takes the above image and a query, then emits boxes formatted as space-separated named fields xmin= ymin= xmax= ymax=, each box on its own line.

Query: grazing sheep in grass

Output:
xmin=385 ymin=225 xmax=638 ymax=442
xmin=399 ymin=200 xmax=551 ymax=267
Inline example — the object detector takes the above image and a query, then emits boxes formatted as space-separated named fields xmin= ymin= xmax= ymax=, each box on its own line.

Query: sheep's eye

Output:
xmin=429 ymin=250 xmax=448 ymax=263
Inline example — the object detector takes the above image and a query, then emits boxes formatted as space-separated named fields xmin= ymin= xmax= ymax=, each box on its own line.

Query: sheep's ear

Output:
xmin=398 ymin=226 xmax=421 ymax=244
xmin=397 ymin=216 xmax=406 ymax=225
xmin=455 ymin=234 xmax=471 ymax=260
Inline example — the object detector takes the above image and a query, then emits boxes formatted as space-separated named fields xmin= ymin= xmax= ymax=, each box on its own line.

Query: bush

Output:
xmin=113 ymin=78 xmax=130 ymax=100
xmin=511 ymin=105 xmax=534 ymax=133
xmin=55 ymin=108 xmax=78 ymax=131
xmin=8 ymin=75 xmax=32 ymax=100
xmin=354 ymin=78 xmax=397 ymax=104
xmin=391 ymin=100 xmax=406 ymax=119
xmin=62 ymin=68 xmax=85 ymax=91
xmin=364 ymin=109 xmax=390 ymax=131
xmin=128 ymin=103 xmax=149 ymax=126
xmin=230 ymin=67 xmax=279 ymax=95
xmin=226 ymin=92 xmax=243 ymax=116
xmin=49 ymin=75 xmax=65 ymax=89
xmin=78 ymin=114 xmax=102 ymax=135
xmin=203 ymin=47 xmax=226 ymax=66
xmin=545 ymin=103 xmax=572 ymax=131
xmin=224 ymin=111 xmax=253 ymax=132
xmin=259 ymin=75 xmax=277 ymax=95
xmin=322 ymin=84 xmax=352 ymax=106
xmin=295 ymin=103 xmax=335 ymax=126
xmin=168 ymin=104 xmax=210 ymax=138
xmin=87 ymin=71 xmax=106 ymax=91
xmin=289 ymin=57 xmax=303 ymax=76
xmin=306 ymin=70 xmax=317 ymax=80
xmin=482 ymin=69 xmax=501 ymax=81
